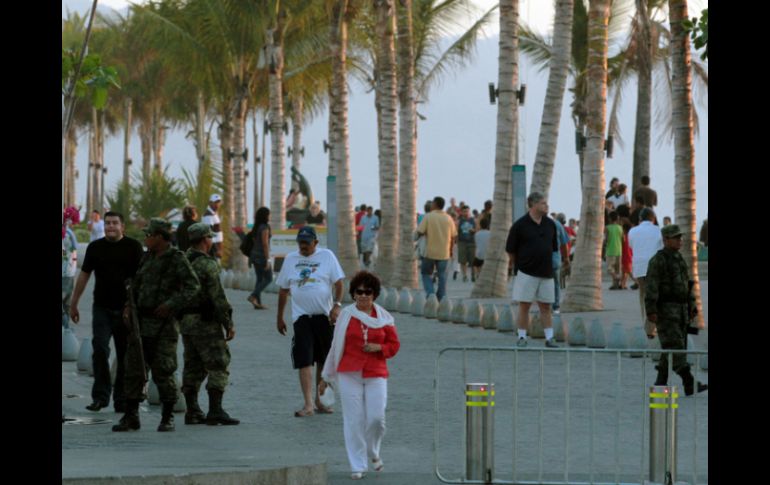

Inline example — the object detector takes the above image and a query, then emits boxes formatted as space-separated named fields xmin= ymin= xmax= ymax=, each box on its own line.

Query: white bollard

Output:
xmin=481 ymin=304 xmax=498 ymax=330
xmin=77 ymin=337 xmax=93 ymax=373
xmin=231 ymin=271 xmax=242 ymax=290
xmin=398 ymin=288 xmax=413 ymax=314
xmin=496 ymin=305 xmax=514 ymax=333
xmin=411 ymin=291 xmax=426 ymax=316
xmin=464 ymin=301 xmax=483 ymax=327
xmin=437 ymin=297 xmax=453 ymax=322
xmin=628 ymin=327 xmax=648 ymax=357
xmin=607 ymin=322 xmax=628 ymax=350
xmin=148 ymin=378 xmax=160 ymax=405
xmin=587 ymin=319 xmax=607 ymax=348
xmin=567 ymin=317 xmax=587 ymax=346
xmin=223 ymin=270 xmax=234 ymax=289
xmin=530 ymin=312 xmax=545 ymax=339
xmin=649 ymin=335 xmax=662 ymax=362
xmin=450 ymin=299 xmax=466 ymax=324
xmin=553 ymin=314 xmax=566 ymax=342
xmin=424 ymin=294 xmax=439 ymax=319
xmin=686 ymin=335 xmax=697 ymax=366
xmin=62 ymin=328 xmax=80 ymax=361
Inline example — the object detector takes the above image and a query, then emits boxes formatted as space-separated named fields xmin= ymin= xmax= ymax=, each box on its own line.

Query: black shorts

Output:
xmin=472 ymin=258 xmax=484 ymax=268
xmin=291 ymin=314 xmax=334 ymax=369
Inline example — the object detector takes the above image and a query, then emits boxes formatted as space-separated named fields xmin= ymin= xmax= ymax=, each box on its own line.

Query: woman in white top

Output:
xmin=606 ymin=183 xmax=629 ymax=210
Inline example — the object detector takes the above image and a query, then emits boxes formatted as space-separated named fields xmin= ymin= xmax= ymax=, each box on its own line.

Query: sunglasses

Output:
xmin=355 ymin=288 xmax=374 ymax=296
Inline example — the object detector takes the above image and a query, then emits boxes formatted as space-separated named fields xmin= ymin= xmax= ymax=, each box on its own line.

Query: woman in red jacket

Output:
xmin=320 ymin=271 xmax=400 ymax=480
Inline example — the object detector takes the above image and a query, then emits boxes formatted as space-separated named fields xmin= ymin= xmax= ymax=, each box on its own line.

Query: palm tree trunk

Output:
xmin=632 ymin=0 xmax=652 ymax=195
xmin=218 ymin=114 xmax=234 ymax=224
xmin=529 ymin=0 xmax=573 ymax=199
xmin=471 ymin=0 xmax=519 ymax=299
xmin=267 ymin=26 xmax=287 ymax=230
xmin=123 ymin=98 xmax=132 ymax=190
xmin=97 ymin=109 xmax=106 ymax=213
xmin=374 ymin=0 xmax=399 ymax=286
xmin=253 ymin=110 xmax=260 ymax=215
xmin=561 ymin=0 xmax=610 ymax=312
xmin=139 ymin=119 xmax=152 ymax=180
xmin=394 ymin=0 xmax=418 ymax=289
xmin=87 ymin=123 xmax=94 ymax=216
xmin=668 ymin=0 xmax=703 ymax=328
xmin=152 ymin=103 xmax=163 ymax=172
xmin=330 ymin=0 xmax=359 ymax=278
xmin=291 ymin=94 xmax=303 ymax=172
xmin=65 ymin=127 xmax=78 ymax=208
xmin=231 ymin=95 xmax=249 ymax=272
xmin=195 ymin=91 xmax=207 ymax=178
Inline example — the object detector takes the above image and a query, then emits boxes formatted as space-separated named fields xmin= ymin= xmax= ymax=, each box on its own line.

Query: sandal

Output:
xmin=372 ymin=458 xmax=384 ymax=472
xmin=247 ymin=296 xmax=260 ymax=310
xmin=315 ymin=403 xmax=334 ymax=414
xmin=294 ymin=408 xmax=314 ymax=417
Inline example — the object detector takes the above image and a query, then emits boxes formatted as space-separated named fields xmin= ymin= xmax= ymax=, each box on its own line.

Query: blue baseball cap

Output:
xmin=296 ymin=226 xmax=317 ymax=242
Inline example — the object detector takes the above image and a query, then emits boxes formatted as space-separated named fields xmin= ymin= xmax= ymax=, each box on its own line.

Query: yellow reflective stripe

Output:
xmin=649 ymin=403 xmax=679 ymax=409
xmin=466 ymin=402 xmax=496 ymax=407
xmin=649 ymin=393 xmax=679 ymax=399
xmin=465 ymin=391 xmax=496 ymax=397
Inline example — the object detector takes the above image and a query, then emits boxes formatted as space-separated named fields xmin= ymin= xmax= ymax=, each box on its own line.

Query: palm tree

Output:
xmin=470 ymin=0 xmax=519 ymax=299
xmin=328 ymin=0 xmax=360 ymax=278
xmin=668 ymin=0 xmax=703 ymax=328
xmin=561 ymin=0 xmax=611 ymax=312
xmin=528 ymin=0 xmax=573 ymax=199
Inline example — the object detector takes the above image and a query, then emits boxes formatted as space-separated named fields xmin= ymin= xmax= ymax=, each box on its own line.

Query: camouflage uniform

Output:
xmin=123 ymin=222 xmax=201 ymax=404
xmin=644 ymin=225 xmax=705 ymax=396
xmin=181 ymin=247 xmax=234 ymax=394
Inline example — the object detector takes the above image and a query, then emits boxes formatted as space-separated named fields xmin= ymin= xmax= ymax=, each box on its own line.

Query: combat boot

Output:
xmin=112 ymin=400 xmax=141 ymax=432
xmin=157 ymin=401 xmax=176 ymax=432
xmin=654 ymin=365 xmax=668 ymax=386
xmin=206 ymin=390 xmax=240 ymax=425
xmin=679 ymin=370 xmax=708 ymax=396
xmin=183 ymin=392 xmax=206 ymax=425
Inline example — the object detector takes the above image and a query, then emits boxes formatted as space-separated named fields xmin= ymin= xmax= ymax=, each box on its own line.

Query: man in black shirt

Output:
xmin=70 ymin=211 xmax=145 ymax=413
xmin=506 ymin=192 xmax=559 ymax=348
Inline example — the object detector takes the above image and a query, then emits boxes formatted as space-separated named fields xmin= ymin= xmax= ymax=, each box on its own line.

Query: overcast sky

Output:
xmin=63 ymin=0 xmax=708 ymax=225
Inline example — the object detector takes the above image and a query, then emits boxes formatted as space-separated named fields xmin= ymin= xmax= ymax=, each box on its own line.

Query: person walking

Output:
xmin=416 ymin=197 xmax=457 ymax=301
xmin=645 ymin=224 xmax=707 ymax=396
xmin=246 ymin=207 xmax=272 ymax=310
xmin=320 ymin=271 xmax=400 ymax=480
xmin=629 ymin=208 xmax=663 ymax=338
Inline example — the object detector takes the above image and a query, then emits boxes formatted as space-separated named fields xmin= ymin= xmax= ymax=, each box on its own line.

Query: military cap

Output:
xmin=188 ymin=222 xmax=214 ymax=241
xmin=296 ymin=225 xmax=317 ymax=242
xmin=143 ymin=217 xmax=172 ymax=236
xmin=661 ymin=224 xmax=683 ymax=239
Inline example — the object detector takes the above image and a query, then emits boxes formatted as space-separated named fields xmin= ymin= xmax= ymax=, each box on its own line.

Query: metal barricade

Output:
xmin=433 ymin=346 xmax=708 ymax=485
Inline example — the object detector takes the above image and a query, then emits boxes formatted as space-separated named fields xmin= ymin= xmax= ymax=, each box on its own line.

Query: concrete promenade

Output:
xmin=62 ymin=265 xmax=708 ymax=484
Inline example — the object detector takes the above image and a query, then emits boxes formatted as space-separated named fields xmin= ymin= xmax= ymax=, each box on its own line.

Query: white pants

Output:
xmin=338 ymin=371 xmax=388 ymax=473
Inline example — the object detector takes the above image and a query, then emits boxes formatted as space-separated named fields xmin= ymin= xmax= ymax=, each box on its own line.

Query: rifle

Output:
xmin=125 ymin=279 xmax=148 ymax=382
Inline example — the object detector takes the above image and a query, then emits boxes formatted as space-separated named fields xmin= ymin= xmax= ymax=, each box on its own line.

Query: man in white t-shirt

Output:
xmin=88 ymin=210 xmax=105 ymax=241
xmin=629 ymin=208 xmax=664 ymax=338
xmin=276 ymin=226 xmax=345 ymax=417
xmin=201 ymin=194 xmax=223 ymax=258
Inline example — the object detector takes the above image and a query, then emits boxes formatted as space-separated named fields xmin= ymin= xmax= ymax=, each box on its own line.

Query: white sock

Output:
xmin=518 ymin=329 xmax=527 ymax=339
xmin=545 ymin=328 xmax=554 ymax=340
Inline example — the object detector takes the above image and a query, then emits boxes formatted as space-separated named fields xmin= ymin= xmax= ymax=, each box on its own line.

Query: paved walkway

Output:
xmin=63 ymin=268 xmax=708 ymax=484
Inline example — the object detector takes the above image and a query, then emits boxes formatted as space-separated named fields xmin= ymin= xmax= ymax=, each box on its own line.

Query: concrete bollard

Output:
xmin=411 ymin=291 xmax=426 ymax=316
xmin=607 ymin=322 xmax=628 ymax=350
xmin=387 ymin=288 xmax=401 ymax=312
xmin=220 ymin=270 xmax=226 ymax=286
xmin=231 ymin=271 xmax=242 ymax=290
xmin=398 ymin=288 xmax=413 ymax=314
xmin=110 ymin=355 xmax=117 ymax=384
xmin=649 ymin=336 xmax=662 ymax=362
xmin=529 ymin=312 xmax=545 ymax=339
xmin=148 ymin=378 xmax=160 ymax=405
xmin=628 ymin=327 xmax=648 ymax=357
xmin=343 ymin=288 xmax=354 ymax=304
xmin=567 ymin=317 xmax=587 ymax=346
xmin=437 ymin=297 xmax=453 ymax=322
xmin=77 ymin=337 xmax=93 ymax=373
xmin=481 ymin=304 xmax=498 ymax=330
xmin=424 ymin=294 xmax=439 ymax=319
xmin=587 ymin=319 xmax=607 ymax=348
xmin=451 ymin=299 xmax=466 ymax=324
xmin=496 ymin=305 xmax=514 ymax=333
xmin=379 ymin=288 xmax=391 ymax=308
xmin=265 ymin=281 xmax=279 ymax=294
xmin=553 ymin=314 xmax=566 ymax=342
xmin=240 ymin=272 xmax=252 ymax=291
xmin=62 ymin=328 xmax=80 ymax=361
xmin=464 ymin=301 xmax=483 ymax=327
xmin=225 ymin=270 xmax=235 ymax=289
xmin=173 ymin=372 xmax=186 ymax=413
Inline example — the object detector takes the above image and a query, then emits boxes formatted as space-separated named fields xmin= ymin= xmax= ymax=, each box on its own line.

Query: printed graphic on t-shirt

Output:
xmin=295 ymin=261 xmax=321 ymax=287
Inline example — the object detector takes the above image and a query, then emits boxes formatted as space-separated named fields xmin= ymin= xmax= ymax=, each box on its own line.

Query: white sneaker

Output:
xmin=351 ymin=472 xmax=365 ymax=480
xmin=516 ymin=337 xmax=528 ymax=348
xmin=372 ymin=458 xmax=384 ymax=472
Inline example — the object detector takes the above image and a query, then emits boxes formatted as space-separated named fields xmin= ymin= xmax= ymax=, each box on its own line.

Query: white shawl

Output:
xmin=321 ymin=302 xmax=395 ymax=385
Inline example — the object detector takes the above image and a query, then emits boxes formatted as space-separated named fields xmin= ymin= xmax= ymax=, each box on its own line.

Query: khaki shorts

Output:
xmin=607 ymin=256 xmax=621 ymax=277
xmin=458 ymin=241 xmax=476 ymax=265
xmin=512 ymin=271 xmax=555 ymax=304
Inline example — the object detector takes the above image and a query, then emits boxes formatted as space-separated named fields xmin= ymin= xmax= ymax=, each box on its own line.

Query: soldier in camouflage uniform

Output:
xmin=113 ymin=218 xmax=201 ymax=432
xmin=180 ymin=223 xmax=239 ymax=426
xmin=645 ymin=224 xmax=707 ymax=396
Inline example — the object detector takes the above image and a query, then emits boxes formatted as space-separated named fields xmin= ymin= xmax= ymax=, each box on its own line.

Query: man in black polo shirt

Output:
xmin=506 ymin=192 xmax=559 ymax=348
xmin=70 ymin=211 xmax=145 ymax=413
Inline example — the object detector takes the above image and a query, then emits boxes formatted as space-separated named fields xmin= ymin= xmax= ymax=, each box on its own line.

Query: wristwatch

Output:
xmin=333 ymin=301 xmax=342 ymax=308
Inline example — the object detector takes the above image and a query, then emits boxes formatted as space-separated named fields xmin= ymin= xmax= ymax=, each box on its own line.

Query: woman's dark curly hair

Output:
xmin=348 ymin=270 xmax=381 ymax=300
